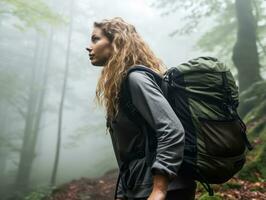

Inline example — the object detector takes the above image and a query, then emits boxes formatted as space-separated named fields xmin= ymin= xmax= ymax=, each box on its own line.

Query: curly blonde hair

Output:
xmin=94 ymin=17 xmax=167 ymax=121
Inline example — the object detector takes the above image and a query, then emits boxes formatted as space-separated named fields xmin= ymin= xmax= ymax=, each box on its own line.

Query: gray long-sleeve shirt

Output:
xmin=110 ymin=70 xmax=195 ymax=199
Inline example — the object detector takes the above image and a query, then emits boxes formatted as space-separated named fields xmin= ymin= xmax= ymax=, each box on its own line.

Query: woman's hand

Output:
xmin=147 ymin=174 xmax=169 ymax=200
xmin=147 ymin=189 xmax=166 ymax=200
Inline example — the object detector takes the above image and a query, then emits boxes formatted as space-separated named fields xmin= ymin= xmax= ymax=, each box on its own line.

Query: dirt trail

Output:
xmin=47 ymin=169 xmax=118 ymax=200
xmin=46 ymin=169 xmax=266 ymax=200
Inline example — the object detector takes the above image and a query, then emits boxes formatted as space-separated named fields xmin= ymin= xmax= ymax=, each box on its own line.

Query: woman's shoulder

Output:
xmin=127 ymin=68 xmax=162 ymax=95
xmin=127 ymin=67 xmax=157 ymax=86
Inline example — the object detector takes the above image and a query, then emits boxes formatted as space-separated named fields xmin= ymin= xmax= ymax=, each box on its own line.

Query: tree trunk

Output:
xmin=15 ymin=35 xmax=42 ymax=190
xmin=15 ymin=27 xmax=54 ymax=190
xmin=50 ymin=0 xmax=74 ymax=186
xmin=232 ymin=0 xmax=262 ymax=92
xmin=21 ymin=27 xmax=54 ymax=189
xmin=0 ymin=105 xmax=8 ymax=190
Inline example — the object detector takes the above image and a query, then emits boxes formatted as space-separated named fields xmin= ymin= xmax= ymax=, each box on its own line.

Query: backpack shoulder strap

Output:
xmin=125 ymin=65 xmax=168 ymax=97
xmin=120 ymin=66 xmax=162 ymax=169
xmin=126 ymin=65 xmax=163 ymax=83
xmin=120 ymin=66 xmax=154 ymax=125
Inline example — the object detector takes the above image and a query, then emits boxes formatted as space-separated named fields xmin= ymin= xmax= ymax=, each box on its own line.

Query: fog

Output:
xmin=0 ymin=0 xmax=265 ymax=196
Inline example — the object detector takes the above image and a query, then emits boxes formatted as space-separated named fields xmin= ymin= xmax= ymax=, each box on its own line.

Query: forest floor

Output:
xmin=45 ymin=169 xmax=266 ymax=200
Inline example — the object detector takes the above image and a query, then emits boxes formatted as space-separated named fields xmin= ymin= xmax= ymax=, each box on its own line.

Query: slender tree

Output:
xmin=30 ymin=27 xmax=55 ymax=167
xmin=15 ymin=35 xmax=41 ymax=190
xmin=0 ymin=105 xmax=9 ymax=187
xmin=50 ymin=0 xmax=74 ymax=186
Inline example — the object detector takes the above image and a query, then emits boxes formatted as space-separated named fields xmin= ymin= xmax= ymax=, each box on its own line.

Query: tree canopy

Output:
xmin=153 ymin=0 xmax=266 ymax=72
xmin=0 ymin=0 xmax=63 ymax=31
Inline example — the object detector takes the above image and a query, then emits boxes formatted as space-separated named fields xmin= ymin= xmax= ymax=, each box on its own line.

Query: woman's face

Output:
xmin=86 ymin=27 xmax=113 ymax=66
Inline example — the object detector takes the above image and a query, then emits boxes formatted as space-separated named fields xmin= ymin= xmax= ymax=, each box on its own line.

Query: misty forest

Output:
xmin=0 ymin=0 xmax=265 ymax=199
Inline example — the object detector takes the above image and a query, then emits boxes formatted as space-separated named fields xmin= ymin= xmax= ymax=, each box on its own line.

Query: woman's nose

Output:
xmin=86 ymin=46 xmax=92 ymax=52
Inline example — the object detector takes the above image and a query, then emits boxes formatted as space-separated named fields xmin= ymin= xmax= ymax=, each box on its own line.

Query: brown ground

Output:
xmin=46 ymin=169 xmax=118 ymax=200
xmin=46 ymin=169 xmax=266 ymax=200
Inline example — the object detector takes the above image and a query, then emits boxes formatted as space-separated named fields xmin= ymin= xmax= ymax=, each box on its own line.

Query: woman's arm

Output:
xmin=127 ymin=70 xmax=185 ymax=198
xmin=148 ymin=174 xmax=169 ymax=200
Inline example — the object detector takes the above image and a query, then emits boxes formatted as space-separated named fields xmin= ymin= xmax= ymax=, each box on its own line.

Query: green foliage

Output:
xmin=152 ymin=0 xmax=229 ymax=35
xmin=2 ymin=187 xmax=54 ymax=200
xmin=199 ymin=193 xmax=223 ymax=200
xmin=196 ymin=2 xmax=236 ymax=60
xmin=222 ymin=182 xmax=242 ymax=190
xmin=201 ymin=0 xmax=266 ymax=70
xmin=239 ymin=142 xmax=266 ymax=181
xmin=0 ymin=0 xmax=64 ymax=31
xmin=23 ymin=187 xmax=54 ymax=200
xmin=237 ymin=80 xmax=266 ymax=181
xmin=153 ymin=0 xmax=266 ymax=70
xmin=239 ymin=80 xmax=266 ymax=118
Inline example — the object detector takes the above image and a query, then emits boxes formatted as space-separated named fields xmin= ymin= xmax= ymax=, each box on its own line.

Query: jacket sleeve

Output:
xmin=127 ymin=70 xmax=185 ymax=180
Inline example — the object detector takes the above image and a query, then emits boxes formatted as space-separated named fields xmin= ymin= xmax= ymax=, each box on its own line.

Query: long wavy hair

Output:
xmin=94 ymin=17 xmax=167 ymax=121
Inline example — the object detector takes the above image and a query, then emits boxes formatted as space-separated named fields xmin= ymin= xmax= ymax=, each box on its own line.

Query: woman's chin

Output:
xmin=90 ymin=61 xmax=104 ymax=67
xmin=90 ymin=59 xmax=106 ymax=67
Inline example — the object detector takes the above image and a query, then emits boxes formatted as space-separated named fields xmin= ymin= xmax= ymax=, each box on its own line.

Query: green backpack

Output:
xmin=120 ymin=56 xmax=253 ymax=195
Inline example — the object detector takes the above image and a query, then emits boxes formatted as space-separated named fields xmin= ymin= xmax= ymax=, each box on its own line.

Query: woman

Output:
xmin=86 ymin=17 xmax=196 ymax=200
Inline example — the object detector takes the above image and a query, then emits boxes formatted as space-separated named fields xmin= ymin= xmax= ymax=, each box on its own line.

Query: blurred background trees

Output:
xmin=0 ymin=0 xmax=65 ymax=194
xmin=152 ymin=0 xmax=266 ymax=92
xmin=0 ymin=0 xmax=265 ymax=199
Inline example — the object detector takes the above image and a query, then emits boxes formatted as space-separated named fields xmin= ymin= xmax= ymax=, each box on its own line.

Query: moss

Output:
xmin=256 ymin=143 xmax=266 ymax=178
xmin=237 ymin=81 xmax=266 ymax=181
xmin=23 ymin=187 xmax=53 ymax=200
xmin=222 ymin=182 xmax=242 ymax=190
xmin=199 ymin=193 xmax=223 ymax=200
xmin=239 ymin=161 xmax=261 ymax=181
xmin=244 ymin=101 xmax=266 ymax=125
xmin=251 ymin=123 xmax=265 ymax=137
xmin=239 ymin=125 xmax=266 ymax=180
xmin=239 ymin=80 xmax=266 ymax=118
xmin=246 ymin=116 xmax=266 ymax=140
xmin=250 ymin=187 xmax=265 ymax=192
